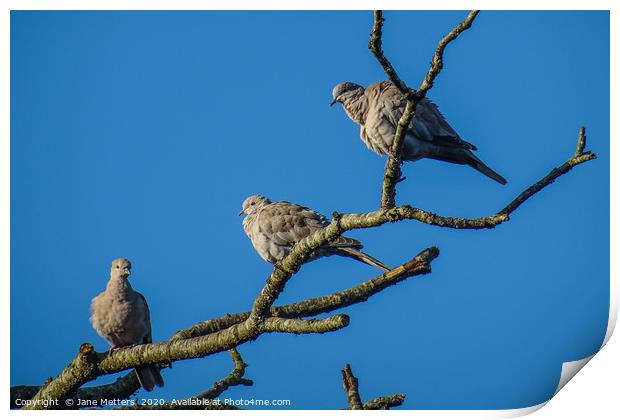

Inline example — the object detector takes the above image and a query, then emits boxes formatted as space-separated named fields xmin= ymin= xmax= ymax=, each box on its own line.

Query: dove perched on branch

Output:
xmin=239 ymin=195 xmax=389 ymax=271
xmin=90 ymin=258 xmax=164 ymax=392
xmin=330 ymin=80 xmax=507 ymax=185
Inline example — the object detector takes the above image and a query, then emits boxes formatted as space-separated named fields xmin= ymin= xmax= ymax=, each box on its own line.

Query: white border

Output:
xmin=3 ymin=1 xmax=616 ymax=418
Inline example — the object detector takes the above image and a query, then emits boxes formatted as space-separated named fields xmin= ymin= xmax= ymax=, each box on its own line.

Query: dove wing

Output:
xmin=371 ymin=81 xmax=477 ymax=151
xmin=257 ymin=202 xmax=328 ymax=247
xmin=415 ymin=98 xmax=477 ymax=150
xmin=134 ymin=292 xmax=153 ymax=344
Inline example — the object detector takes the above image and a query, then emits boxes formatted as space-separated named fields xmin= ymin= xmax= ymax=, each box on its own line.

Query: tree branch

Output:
xmin=342 ymin=364 xmax=363 ymax=409
xmin=21 ymin=314 xmax=347 ymax=409
xmin=22 ymin=344 xmax=99 ymax=410
xmin=196 ymin=348 xmax=252 ymax=400
xmin=120 ymin=348 xmax=252 ymax=410
xmin=173 ymin=247 xmax=438 ymax=340
xmin=368 ymin=10 xmax=411 ymax=95
xmin=11 ymin=372 xmax=141 ymax=409
xmin=370 ymin=10 xmax=480 ymax=209
xmin=500 ymin=127 xmax=595 ymax=215
xmin=362 ymin=393 xmax=406 ymax=410
xmin=340 ymin=364 xmax=405 ymax=410
xmin=95 ymin=315 xmax=348 ymax=373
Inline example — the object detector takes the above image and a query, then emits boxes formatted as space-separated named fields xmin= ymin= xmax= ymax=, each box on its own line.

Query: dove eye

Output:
xmin=116 ymin=265 xmax=120 ymax=269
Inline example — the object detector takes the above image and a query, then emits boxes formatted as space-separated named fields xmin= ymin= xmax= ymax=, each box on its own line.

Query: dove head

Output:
xmin=239 ymin=195 xmax=271 ymax=216
xmin=330 ymin=82 xmax=367 ymax=124
xmin=110 ymin=258 xmax=132 ymax=279
xmin=330 ymin=82 xmax=364 ymax=107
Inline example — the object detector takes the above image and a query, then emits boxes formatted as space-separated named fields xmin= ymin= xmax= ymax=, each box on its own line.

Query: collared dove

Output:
xmin=330 ymin=80 xmax=507 ymax=185
xmin=239 ymin=195 xmax=389 ymax=271
xmin=90 ymin=258 xmax=164 ymax=392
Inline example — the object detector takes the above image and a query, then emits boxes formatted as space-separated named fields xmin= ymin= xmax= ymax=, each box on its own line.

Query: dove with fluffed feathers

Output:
xmin=90 ymin=258 xmax=164 ymax=392
xmin=330 ymin=80 xmax=507 ymax=185
xmin=239 ymin=195 xmax=389 ymax=271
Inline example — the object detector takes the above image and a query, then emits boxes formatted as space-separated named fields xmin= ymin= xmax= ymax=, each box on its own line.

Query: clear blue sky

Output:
xmin=11 ymin=11 xmax=609 ymax=409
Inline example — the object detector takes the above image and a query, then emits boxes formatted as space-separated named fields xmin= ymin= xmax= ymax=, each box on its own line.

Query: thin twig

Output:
xmin=418 ymin=11 xmax=480 ymax=97
xmin=500 ymin=127 xmax=595 ymax=215
xmin=368 ymin=10 xmax=411 ymax=96
xmin=11 ymin=372 xmax=141 ymax=409
xmin=197 ymin=348 xmax=252 ymax=400
xmin=120 ymin=348 xmax=252 ymax=410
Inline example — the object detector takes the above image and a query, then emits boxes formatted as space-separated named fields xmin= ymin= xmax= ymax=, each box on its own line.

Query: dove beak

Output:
xmin=238 ymin=210 xmax=245 ymax=216
xmin=123 ymin=268 xmax=131 ymax=276
xmin=329 ymin=98 xmax=337 ymax=107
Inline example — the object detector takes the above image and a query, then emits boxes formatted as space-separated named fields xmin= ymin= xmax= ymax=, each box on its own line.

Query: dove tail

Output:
xmin=466 ymin=153 xmax=507 ymax=185
xmin=135 ymin=365 xmax=164 ymax=392
xmin=336 ymin=248 xmax=390 ymax=271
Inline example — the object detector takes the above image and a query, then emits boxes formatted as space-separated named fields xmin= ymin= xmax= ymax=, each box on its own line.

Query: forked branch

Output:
xmin=371 ymin=10 xmax=480 ymax=208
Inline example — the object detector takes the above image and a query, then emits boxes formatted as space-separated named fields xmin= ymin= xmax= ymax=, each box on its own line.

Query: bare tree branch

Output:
xmin=500 ymin=127 xmax=595 ymax=215
xmin=340 ymin=364 xmax=405 ymax=410
xmin=370 ymin=10 xmax=479 ymax=209
xmin=362 ymin=393 xmax=406 ymax=410
xmin=21 ymin=344 xmax=99 ymax=410
xmin=126 ymin=356 xmax=407 ymax=410
xmin=342 ymin=364 xmax=363 ymax=409
xmin=368 ymin=10 xmax=411 ymax=95
xmin=23 ymin=348 xmax=253 ymax=410
xmin=101 ymin=315 xmax=347 ymax=371
xmin=418 ymin=10 xmax=480 ymax=96
xmin=174 ymin=247 xmax=438 ymax=340
xmin=11 ymin=372 xmax=141 ymax=409
xmin=21 ymin=314 xmax=347 ymax=410
xmin=197 ymin=348 xmax=253 ymax=399
xmin=120 ymin=348 xmax=252 ymax=410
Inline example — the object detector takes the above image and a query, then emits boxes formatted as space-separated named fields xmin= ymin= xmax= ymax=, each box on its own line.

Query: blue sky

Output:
xmin=10 ymin=11 xmax=609 ymax=409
